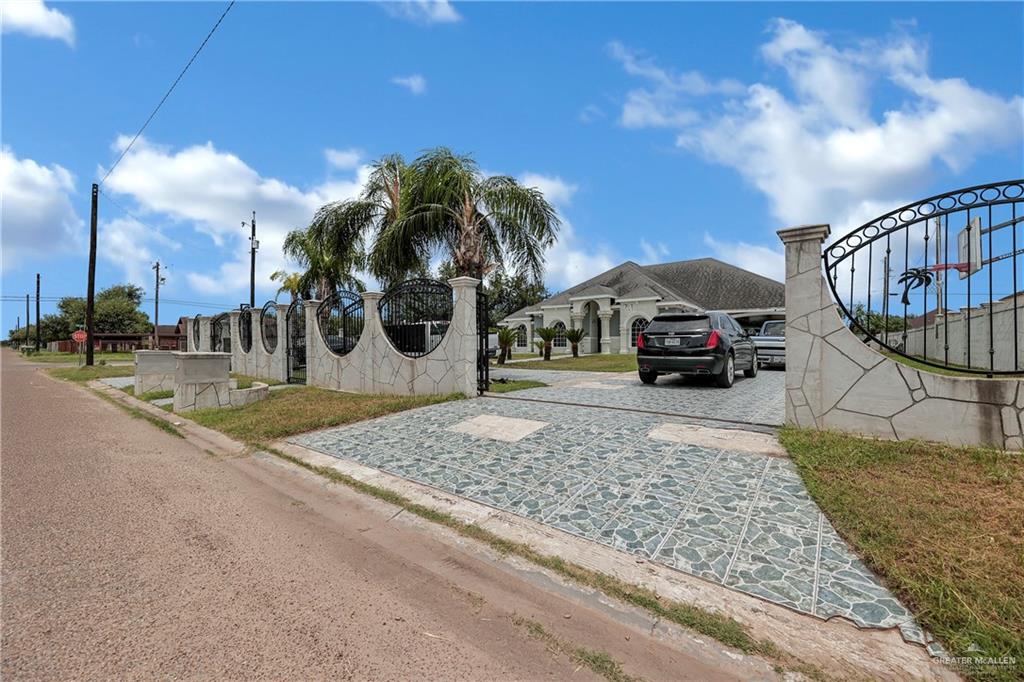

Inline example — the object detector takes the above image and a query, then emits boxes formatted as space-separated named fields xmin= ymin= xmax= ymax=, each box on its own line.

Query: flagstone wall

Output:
xmin=779 ymin=224 xmax=1023 ymax=451
xmin=305 ymin=277 xmax=479 ymax=397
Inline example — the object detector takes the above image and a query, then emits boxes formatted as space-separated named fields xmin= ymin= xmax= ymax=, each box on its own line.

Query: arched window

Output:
xmin=630 ymin=317 xmax=649 ymax=347
xmin=553 ymin=321 xmax=567 ymax=348
xmin=516 ymin=324 xmax=527 ymax=348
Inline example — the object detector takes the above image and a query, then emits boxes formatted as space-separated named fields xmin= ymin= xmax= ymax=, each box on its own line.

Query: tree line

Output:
xmin=6 ymin=284 xmax=151 ymax=345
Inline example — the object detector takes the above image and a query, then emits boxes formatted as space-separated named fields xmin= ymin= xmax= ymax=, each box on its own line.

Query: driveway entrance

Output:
xmin=288 ymin=384 xmax=926 ymax=646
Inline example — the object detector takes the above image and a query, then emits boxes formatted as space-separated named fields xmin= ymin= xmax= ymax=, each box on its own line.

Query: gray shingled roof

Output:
xmin=501 ymin=258 xmax=783 ymax=321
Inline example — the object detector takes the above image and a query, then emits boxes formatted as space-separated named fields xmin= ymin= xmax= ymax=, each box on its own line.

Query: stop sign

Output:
xmin=71 ymin=330 xmax=87 ymax=343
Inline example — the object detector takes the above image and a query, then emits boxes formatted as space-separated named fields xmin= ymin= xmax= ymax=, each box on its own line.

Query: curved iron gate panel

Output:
xmin=238 ymin=307 xmax=252 ymax=353
xmin=824 ymin=180 xmax=1024 ymax=375
xmin=210 ymin=313 xmax=231 ymax=353
xmin=477 ymin=288 xmax=489 ymax=394
xmin=192 ymin=314 xmax=201 ymax=350
xmin=260 ymin=301 xmax=278 ymax=353
xmin=285 ymin=300 xmax=306 ymax=384
xmin=317 ymin=291 xmax=364 ymax=357
xmin=378 ymin=278 xmax=453 ymax=358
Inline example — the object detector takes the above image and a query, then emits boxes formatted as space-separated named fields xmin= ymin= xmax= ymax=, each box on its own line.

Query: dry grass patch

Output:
xmin=780 ymin=427 xmax=1023 ymax=679
xmin=187 ymin=387 xmax=463 ymax=443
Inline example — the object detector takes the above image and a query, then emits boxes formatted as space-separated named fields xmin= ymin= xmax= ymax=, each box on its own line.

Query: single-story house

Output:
xmin=498 ymin=258 xmax=785 ymax=355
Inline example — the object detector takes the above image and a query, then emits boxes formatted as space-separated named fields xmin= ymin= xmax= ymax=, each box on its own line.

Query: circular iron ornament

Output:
xmin=822 ymin=178 xmax=1024 ymax=376
xmin=260 ymin=301 xmax=278 ymax=353
xmin=317 ymin=291 xmax=363 ymax=357
xmin=238 ymin=307 xmax=253 ymax=353
xmin=192 ymin=314 xmax=201 ymax=349
xmin=378 ymin=278 xmax=454 ymax=358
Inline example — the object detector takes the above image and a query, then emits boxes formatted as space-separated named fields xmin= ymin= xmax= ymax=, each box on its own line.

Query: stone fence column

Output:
xmin=447 ymin=277 xmax=479 ymax=396
xmin=359 ymin=292 xmax=384 ymax=391
xmin=228 ymin=310 xmax=242 ymax=374
xmin=198 ymin=317 xmax=211 ymax=353
xmin=777 ymin=224 xmax=831 ymax=428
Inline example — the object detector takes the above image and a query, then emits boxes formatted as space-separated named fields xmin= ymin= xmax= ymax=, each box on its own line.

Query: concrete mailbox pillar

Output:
xmin=134 ymin=350 xmax=177 ymax=395
xmin=172 ymin=351 xmax=231 ymax=412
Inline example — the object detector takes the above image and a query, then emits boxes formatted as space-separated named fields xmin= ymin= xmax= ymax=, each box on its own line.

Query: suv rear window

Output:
xmin=761 ymin=321 xmax=785 ymax=336
xmin=646 ymin=315 xmax=710 ymax=333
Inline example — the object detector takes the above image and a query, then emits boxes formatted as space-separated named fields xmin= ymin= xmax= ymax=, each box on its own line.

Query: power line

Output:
xmin=98 ymin=0 xmax=236 ymax=187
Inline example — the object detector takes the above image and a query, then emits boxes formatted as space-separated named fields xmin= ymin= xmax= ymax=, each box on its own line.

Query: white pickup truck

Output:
xmin=752 ymin=320 xmax=785 ymax=368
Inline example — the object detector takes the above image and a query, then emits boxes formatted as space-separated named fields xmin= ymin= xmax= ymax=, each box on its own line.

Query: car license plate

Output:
xmin=664 ymin=337 xmax=681 ymax=346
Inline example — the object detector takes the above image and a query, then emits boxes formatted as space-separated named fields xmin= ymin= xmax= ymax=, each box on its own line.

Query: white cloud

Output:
xmin=579 ymin=104 xmax=605 ymax=124
xmin=518 ymin=172 xmax=578 ymax=207
xmin=101 ymin=136 xmax=369 ymax=298
xmin=608 ymin=40 xmax=743 ymax=130
xmin=639 ymin=239 xmax=669 ymax=264
xmin=612 ymin=20 xmax=1023 ymax=240
xmin=702 ymin=233 xmax=784 ymax=283
xmin=391 ymin=74 xmax=427 ymax=95
xmin=381 ymin=0 xmax=461 ymax=25
xmin=0 ymin=146 xmax=83 ymax=270
xmin=100 ymin=216 xmax=181 ymax=287
xmin=325 ymin=147 xmax=362 ymax=170
xmin=543 ymin=219 xmax=617 ymax=290
xmin=1 ymin=0 xmax=74 ymax=45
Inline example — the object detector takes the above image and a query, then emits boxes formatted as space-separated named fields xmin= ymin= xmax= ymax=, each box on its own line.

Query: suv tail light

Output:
xmin=705 ymin=330 xmax=721 ymax=349
xmin=637 ymin=332 xmax=646 ymax=350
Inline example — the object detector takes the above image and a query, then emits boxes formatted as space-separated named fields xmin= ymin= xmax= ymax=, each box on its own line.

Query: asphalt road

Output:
xmin=1 ymin=351 xmax=774 ymax=680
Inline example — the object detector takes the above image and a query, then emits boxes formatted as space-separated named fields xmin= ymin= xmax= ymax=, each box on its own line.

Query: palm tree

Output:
xmin=307 ymin=154 xmax=423 ymax=288
xmin=496 ymin=327 xmax=519 ymax=364
xmin=269 ymin=270 xmax=303 ymax=303
xmin=897 ymin=267 xmax=934 ymax=306
xmin=535 ymin=327 xmax=557 ymax=361
xmin=372 ymin=147 xmax=560 ymax=282
xmin=283 ymin=226 xmax=365 ymax=300
xmin=532 ymin=339 xmax=544 ymax=357
xmin=565 ymin=327 xmax=586 ymax=358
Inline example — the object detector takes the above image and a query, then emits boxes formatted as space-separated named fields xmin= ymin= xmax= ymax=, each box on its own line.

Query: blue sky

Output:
xmin=2 ymin=0 xmax=1022 ymax=334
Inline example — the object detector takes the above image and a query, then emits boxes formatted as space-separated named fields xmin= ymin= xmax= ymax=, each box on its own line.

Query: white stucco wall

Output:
xmin=306 ymin=277 xmax=479 ymax=396
xmin=779 ymin=224 xmax=1023 ymax=451
xmin=902 ymin=294 xmax=1024 ymax=372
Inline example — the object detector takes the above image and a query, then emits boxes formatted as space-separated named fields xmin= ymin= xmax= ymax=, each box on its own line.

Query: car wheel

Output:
xmin=715 ymin=353 xmax=735 ymax=388
xmin=639 ymin=370 xmax=658 ymax=384
xmin=744 ymin=350 xmax=758 ymax=378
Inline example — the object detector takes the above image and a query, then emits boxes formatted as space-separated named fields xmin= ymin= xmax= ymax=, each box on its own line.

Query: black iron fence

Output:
xmin=477 ymin=288 xmax=489 ymax=394
xmin=210 ymin=313 xmax=231 ymax=353
xmin=286 ymin=299 xmax=307 ymax=384
xmin=824 ymin=180 xmax=1023 ymax=375
xmin=260 ymin=301 xmax=278 ymax=353
xmin=317 ymin=291 xmax=363 ymax=357
xmin=238 ymin=306 xmax=252 ymax=353
xmin=378 ymin=279 xmax=453 ymax=358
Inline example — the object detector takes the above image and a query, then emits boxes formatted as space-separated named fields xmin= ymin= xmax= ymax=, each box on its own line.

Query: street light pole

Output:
xmin=152 ymin=261 xmax=166 ymax=349
xmin=244 ymin=211 xmax=258 ymax=308
xmin=86 ymin=183 xmax=98 ymax=365
xmin=35 ymin=273 xmax=41 ymax=351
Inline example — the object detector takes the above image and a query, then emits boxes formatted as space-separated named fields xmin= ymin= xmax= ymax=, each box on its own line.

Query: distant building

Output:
xmin=498 ymin=258 xmax=785 ymax=355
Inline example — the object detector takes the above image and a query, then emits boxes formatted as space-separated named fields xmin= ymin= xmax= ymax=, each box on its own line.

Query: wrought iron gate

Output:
xmin=476 ymin=289 xmax=489 ymax=394
xmin=286 ymin=300 xmax=306 ymax=384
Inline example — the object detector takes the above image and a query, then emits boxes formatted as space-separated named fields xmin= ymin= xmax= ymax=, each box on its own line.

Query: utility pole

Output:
xmin=86 ymin=183 xmax=98 ymax=365
xmin=25 ymin=294 xmax=30 ymax=345
xmin=35 ymin=273 xmax=41 ymax=351
xmin=244 ymin=211 xmax=258 ymax=308
xmin=152 ymin=261 xmax=166 ymax=349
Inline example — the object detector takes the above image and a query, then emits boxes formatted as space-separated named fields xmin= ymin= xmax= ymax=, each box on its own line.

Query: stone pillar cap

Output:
xmin=777 ymin=224 xmax=831 ymax=244
xmin=447 ymin=276 xmax=481 ymax=287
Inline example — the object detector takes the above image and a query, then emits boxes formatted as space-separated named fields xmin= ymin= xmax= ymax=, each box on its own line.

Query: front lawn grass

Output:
xmin=47 ymin=365 xmax=134 ymax=382
xmin=497 ymin=354 xmax=637 ymax=373
xmin=779 ymin=427 xmax=1023 ymax=678
xmin=487 ymin=379 xmax=547 ymax=393
xmin=187 ymin=387 xmax=464 ymax=443
xmin=230 ymin=373 xmax=284 ymax=389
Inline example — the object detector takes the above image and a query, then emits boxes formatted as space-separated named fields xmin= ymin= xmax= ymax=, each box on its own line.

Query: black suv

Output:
xmin=636 ymin=311 xmax=758 ymax=388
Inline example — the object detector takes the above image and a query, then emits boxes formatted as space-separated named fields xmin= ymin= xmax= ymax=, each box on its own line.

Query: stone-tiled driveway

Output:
xmin=289 ymin=394 xmax=929 ymax=647
xmin=491 ymin=368 xmax=785 ymax=427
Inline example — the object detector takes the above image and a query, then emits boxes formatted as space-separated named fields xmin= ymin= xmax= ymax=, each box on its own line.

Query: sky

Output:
xmin=2 ymin=0 xmax=1022 ymax=335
